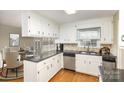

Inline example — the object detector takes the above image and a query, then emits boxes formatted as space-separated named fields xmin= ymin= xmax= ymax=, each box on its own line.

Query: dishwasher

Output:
xmin=63 ymin=52 xmax=75 ymax=71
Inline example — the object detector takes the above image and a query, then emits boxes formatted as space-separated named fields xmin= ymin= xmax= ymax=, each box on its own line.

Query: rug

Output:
xmin=0 ymin=68 xmax=23 ymax=81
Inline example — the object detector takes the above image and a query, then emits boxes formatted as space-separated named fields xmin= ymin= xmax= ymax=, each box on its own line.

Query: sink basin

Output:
xmin=80 ymin=51 xmax=97 ymax=55
xmin=81 ymin=51 xmax=87 ymax=54
xmin=89 ymin=52 xmax=97 ymax=55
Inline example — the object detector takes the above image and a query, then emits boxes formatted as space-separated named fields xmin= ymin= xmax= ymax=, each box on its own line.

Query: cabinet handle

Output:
xmin=104 ymin=38 xmax=106 ymax=41
xmin=29 ymin=30 xmax=30 ymax=32
xmin=38 ymin=31 xmax=40 ymax=34
xmin=28 ymin=16 xmax=30 ymax=19
xmin=89 ymin=61 xmax=91 ymax=64
xmin=44 ymin=62 xmax=46 ymax=65
xmin=51 ymin=64 xmax=52 ymax=68
xmin=47 ymin=66 xmax=49 ymax=70
xmin=42 ymin=32 xmax=44 ymax=35
xmin=38 ymin=71 xmax=39 ymax=74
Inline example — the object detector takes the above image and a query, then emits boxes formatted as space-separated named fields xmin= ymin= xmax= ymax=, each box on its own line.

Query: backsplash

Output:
xmin=64 ymin=44 xmax=112 ymax=53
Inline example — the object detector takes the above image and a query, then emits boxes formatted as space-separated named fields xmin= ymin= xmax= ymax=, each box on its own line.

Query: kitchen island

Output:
xmin=24 ymin=51 xmax=63 ymax=82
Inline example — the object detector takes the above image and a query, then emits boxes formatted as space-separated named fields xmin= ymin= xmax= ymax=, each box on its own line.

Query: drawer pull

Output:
xmin=51 ymin=64 xmax=52 ymax=67
xmin=38 ymin=71 xmax=39 ymax=74
xmin=89 ymin=61 xmax=91 ymax=64
xmin=47 ymin=66 xmax=49 ymax=70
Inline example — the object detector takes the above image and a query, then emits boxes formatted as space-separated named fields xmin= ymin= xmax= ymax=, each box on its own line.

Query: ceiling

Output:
xmin=0 ymin=10 xmax=117 ymax=27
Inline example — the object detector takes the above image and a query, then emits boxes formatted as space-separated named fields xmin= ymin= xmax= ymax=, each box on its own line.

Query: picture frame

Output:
xmin=9 ymin=34 xmax=20 ymax=47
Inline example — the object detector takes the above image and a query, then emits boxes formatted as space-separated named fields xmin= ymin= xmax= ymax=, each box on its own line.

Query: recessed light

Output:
xmin=64 ymin=10 xmax=77 ymax=15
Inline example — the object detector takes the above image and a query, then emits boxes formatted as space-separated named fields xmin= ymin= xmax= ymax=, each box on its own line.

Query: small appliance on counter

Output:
xmin=56 ymin=44 xmax=63 ymax=52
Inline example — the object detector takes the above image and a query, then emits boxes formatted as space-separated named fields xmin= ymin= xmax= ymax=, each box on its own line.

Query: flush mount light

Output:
xmin=64 ymin=10 xmax=77 ymax=15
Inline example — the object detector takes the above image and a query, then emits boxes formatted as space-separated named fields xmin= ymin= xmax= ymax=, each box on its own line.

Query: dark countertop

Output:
xmin=24 ymin=51 xmax=62 ymax=63
xmin=99 ymin=66 xmax=124 ymax=82
xmin=63 ymin=50 xmax=102 ymax=56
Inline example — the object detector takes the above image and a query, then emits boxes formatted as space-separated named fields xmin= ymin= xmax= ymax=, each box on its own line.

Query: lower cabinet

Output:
xmin=76 ymin=54 xmax=102 ymax=76
xmin=24 ymin=53 xmax=63 ymax=82
xmin=37 ymin=65 xmax=50 ymax=82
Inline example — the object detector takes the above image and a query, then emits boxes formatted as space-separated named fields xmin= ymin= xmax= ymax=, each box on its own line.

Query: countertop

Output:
xmin=24 ymin=50 xmax=62 ymax=63
xmin=99 ymin=66 xmax=124 ymax=82
xmin=63 ymin=50 xmax=102 ymax=56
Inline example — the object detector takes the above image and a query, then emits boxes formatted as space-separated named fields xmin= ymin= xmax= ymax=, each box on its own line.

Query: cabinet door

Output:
xmin=56 ymin=55 xmax=62 ymax=71
xmin=59 ymin=24 xmax=77 ymax=43
xmin=37 ymin=65 xmax=50 ymax=82
xmin=60 ymin=53 xmax=64 ymax=68
xmin=49 ymin=56 xmax=56 ymax=78
xmin=76 ymin=55 xmax=87 ymax=73
xmin=87 ymin=56 xmax=100 ymax=76
xmin=101 ymin=21 xmax=113 ymax=44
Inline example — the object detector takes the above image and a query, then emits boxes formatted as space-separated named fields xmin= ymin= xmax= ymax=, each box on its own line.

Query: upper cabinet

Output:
xmin=100 ymin=18 xmax=113 ymax=44
xmin=56 ymin=17 xmax=113 ymax=44
xmin=21 ymin=11 xmax=59 ymax=38
xmin=56 ymin=23 xmax=77 ymax=43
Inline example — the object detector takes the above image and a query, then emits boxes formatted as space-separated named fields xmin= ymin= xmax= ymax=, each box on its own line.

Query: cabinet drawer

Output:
xmin=37 ymin=59 xmax=50 ymax=70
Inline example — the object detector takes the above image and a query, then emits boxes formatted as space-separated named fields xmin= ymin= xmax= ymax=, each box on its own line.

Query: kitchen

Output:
xmin=0 ymin=10 xmax=122 ymax=82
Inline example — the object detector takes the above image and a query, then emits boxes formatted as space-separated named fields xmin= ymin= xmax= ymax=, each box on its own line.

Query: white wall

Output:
xmin=111 ymin=11 xmax=119 ymax=56
xmin=0 ymin=24 xmax=34 ymax=50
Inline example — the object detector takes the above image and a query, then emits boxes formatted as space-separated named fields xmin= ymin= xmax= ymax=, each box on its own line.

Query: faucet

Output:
xmin=87 ymin=41 xmax=90 ymax=53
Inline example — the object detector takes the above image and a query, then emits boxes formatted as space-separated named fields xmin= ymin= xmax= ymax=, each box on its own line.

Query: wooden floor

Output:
xmin=49 ymin=69 xmax=98 ymax=82
xmin=0 ymin=69 xmax=98 ymax=82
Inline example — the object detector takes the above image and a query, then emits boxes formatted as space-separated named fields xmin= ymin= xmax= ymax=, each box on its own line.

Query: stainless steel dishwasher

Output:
xmin=63 ymin=52 xmax=75 ymax=71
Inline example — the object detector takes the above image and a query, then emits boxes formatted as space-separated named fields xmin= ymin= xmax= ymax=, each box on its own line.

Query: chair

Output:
xmin=0 ymin=50 xmax=6 ymax=74
xmin=0 ymin=51 xmax=3 ymax=68
xmin=5 ymin=51 xmax=23 ymax=78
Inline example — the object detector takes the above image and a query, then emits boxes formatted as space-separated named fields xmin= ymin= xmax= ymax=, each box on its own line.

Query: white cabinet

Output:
xmin=76 ymin=55 xmax=87 ymax=74
xmin=37 ymin=65 xmax=50 ymax=82
xmin=21 ymin=11 xmax=59 ymax=38
xmin=21 ymin=11 xmax=41 ymax=37
xmin=100 ymin=19 xmax=113 ymax=44
xmin=76 ymin=54 xmax=102 ymax=76
xmin=57 ymin=23 xmax=77 ymax=43
xmin=57 ymin=17 xmax=113 ymax=44
xmin=24 ymin=53 xmax=63 ymax=82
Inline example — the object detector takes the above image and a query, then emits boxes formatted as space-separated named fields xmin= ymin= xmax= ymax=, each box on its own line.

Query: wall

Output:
xmin=117 ymin=11 xmax=124 ymax=69
xmin=61 ymin=13 xmax=119 ymax=56
xmin=64 ymin=44 xmax=112 ymax=53
xmin=0 ymin=24 xmax=34 ymax=50
xmin=111 ymin=11 xmax=119 ymax=56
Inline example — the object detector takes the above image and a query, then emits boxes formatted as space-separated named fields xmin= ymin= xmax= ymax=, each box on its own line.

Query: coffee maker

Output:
xmin=56 ymin=44 xmax=63 ymax=52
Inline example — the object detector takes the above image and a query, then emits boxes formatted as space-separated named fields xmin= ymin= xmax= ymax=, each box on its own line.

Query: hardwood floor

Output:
xmin=49 ymin=69 xmax=98 ymax=82
xmin=0 ymin=69 xmax=98 ymax=82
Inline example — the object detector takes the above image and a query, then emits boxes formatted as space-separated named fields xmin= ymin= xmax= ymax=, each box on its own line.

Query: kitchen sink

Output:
xmin=89 ymin=52 xmax=97 ymax=55
xmin=80 ymin=51 xmax=97 ymax=55
xmin=81 ymin=51 xmax=87 ymax=54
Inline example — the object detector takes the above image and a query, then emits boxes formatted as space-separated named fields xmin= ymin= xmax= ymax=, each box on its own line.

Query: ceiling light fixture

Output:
xmin=64 ymin=10 xmax=77 ymax=15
